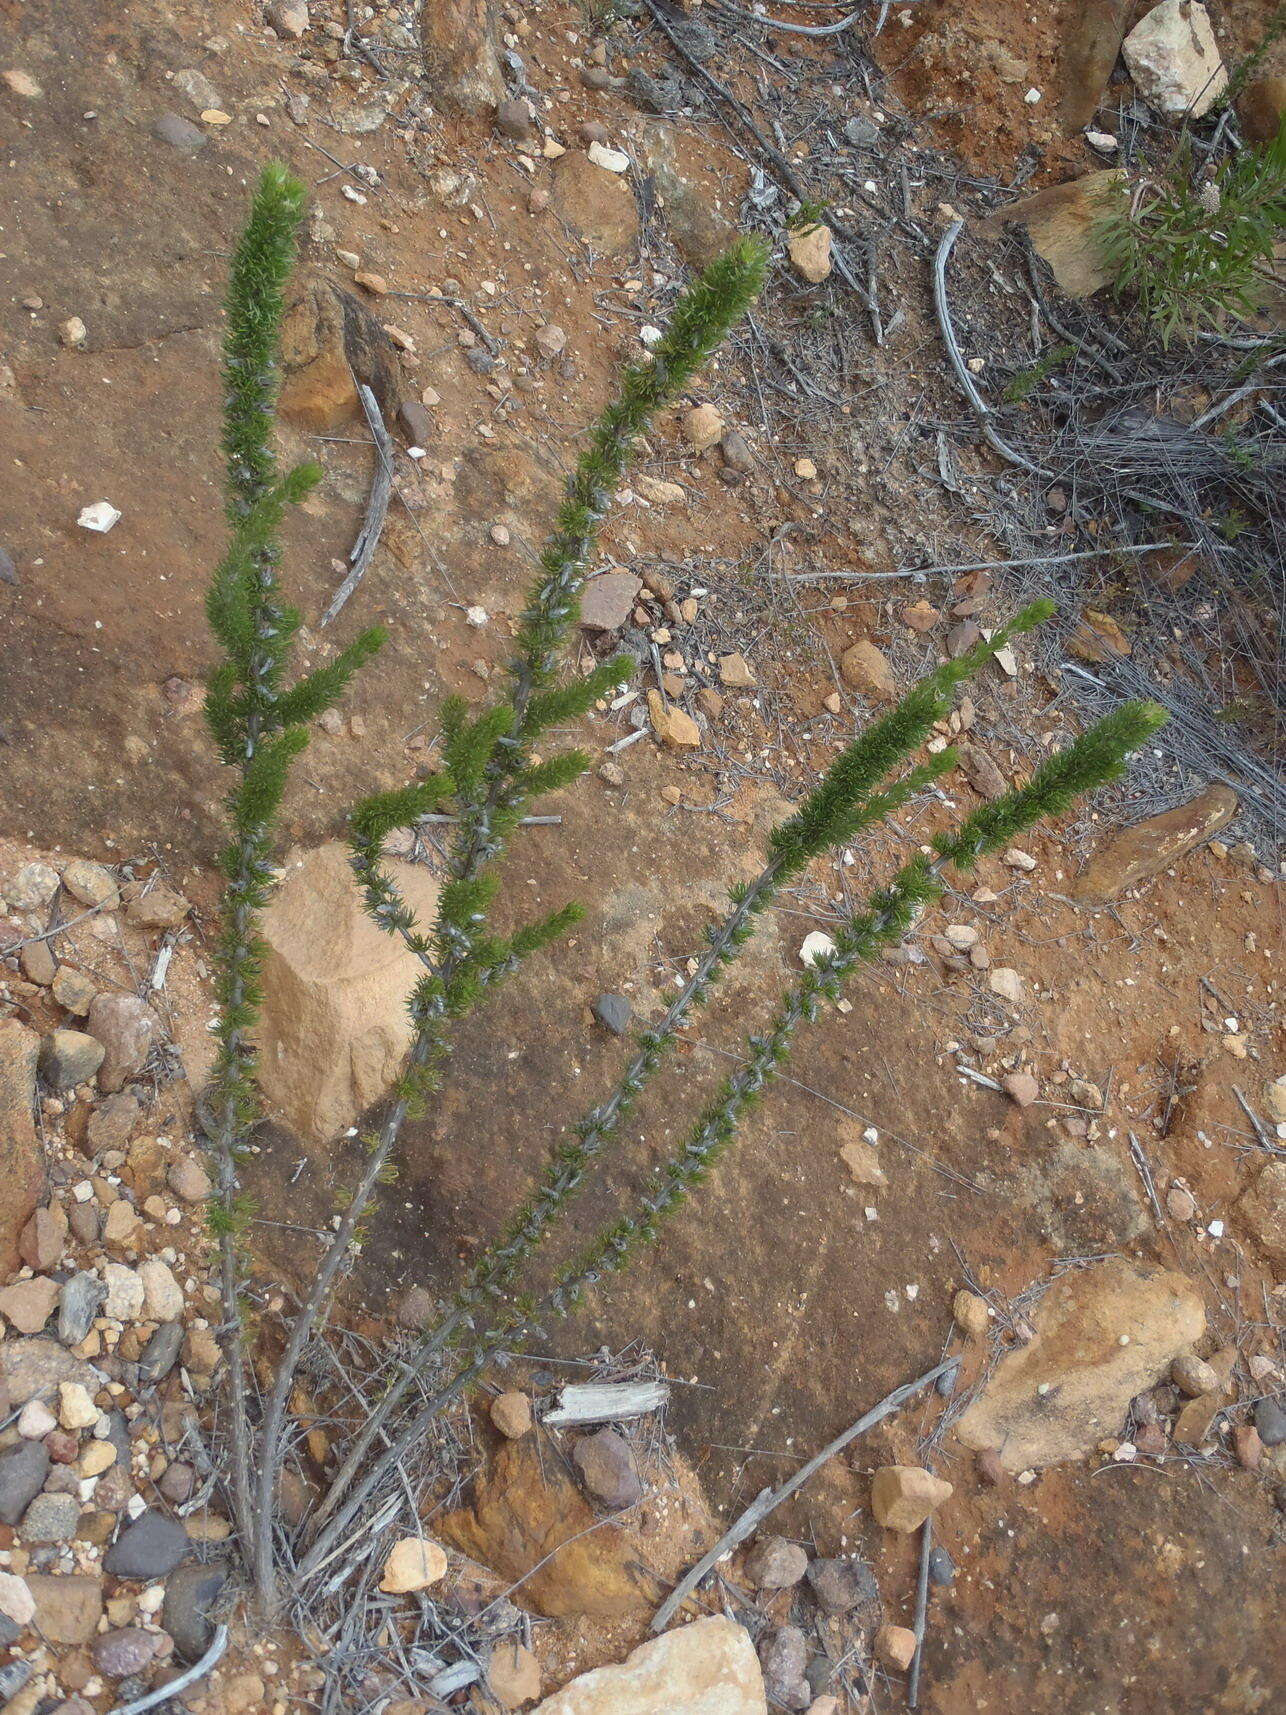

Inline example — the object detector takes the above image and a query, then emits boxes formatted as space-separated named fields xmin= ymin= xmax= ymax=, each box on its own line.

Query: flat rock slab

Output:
xmin=954 ymin=1257 xmax=1204 ymax=1470
xmin=24 ymin=1572 xmax=104 ymax=1645
xmin=552 ymin=152 xmax=640 ymax=256
xmin=1071 ymin=785 xmax=1237 ymax=902
xmin=534 ymin=1616 xmax=766 ymax=1714
xmin=580 ymin=572 xmax=642 ymax=632
xmin=981 ymin=172 xmax=1123 ymax=298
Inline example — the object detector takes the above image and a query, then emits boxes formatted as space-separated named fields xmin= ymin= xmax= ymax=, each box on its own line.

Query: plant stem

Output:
xmin=304 ymin=612 xmax=1047 ymax=1540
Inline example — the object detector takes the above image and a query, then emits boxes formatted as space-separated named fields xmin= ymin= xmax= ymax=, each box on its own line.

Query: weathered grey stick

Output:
xmin=908 ymin=1516 xmax=933 ymax=1708
xmin=649 ymin=1357 xmax=955 ymax=1633
xmin=1232 ymin=1086 xmax=1278 ymax=1155
xmin=322 ymin=383 xmax=392 ymax=627
xmin=933 ymin=222 xmax=1050 ymax=480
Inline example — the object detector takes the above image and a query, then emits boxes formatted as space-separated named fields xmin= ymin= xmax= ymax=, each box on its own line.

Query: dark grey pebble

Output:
xmin=103 ymin=1507 xmax=190 ymax=1578
xmin=153 ymin=112 xmax=207 ymax=151
xmin=928 ymin=1545 xmax=956 ymax=1586
xmin=845 ymin=116 xmax=881 ymax=148
xmin=92 ymin=1626 xmax=156 ymax=1678
xmin=1254 ymin=1396 xmax=1286 ymax=1446
xmin=0 ymin=1440 xmax=50 ymax=1526
xmin=138 ymin=1320 xmax=184 ymax=1384
xmin=591 ymin=993 xmax=631 ymax=1036
xmin=162 ymin=1559 xmax=230 ymax=1660
xmin=0 ymin=1662 xmax=30 ymax=1702
xmin=59 ymin=1271 xmax=106 ymax=1346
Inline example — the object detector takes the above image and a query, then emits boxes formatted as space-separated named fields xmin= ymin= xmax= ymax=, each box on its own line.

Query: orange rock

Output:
xmin=871 ymin=1466 xmax=953 ymax=1532
xmin=875 ymin=1623 xmax=918 ymax=1672
xmin=439 ymin=1437 xmax=710 ymax=1619
xmin=839 ymin=640 xmax=895 ymax=702
xmin=647 ymin=690 xmax=700 ymax=749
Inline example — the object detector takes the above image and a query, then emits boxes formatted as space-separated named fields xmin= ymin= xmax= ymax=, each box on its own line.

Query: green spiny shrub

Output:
xmin=204 ymin=170 xmax=1166 ymax=1618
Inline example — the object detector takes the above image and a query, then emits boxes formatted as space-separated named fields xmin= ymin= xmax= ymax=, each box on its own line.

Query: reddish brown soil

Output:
xmin=2 ymin=3 xmax=1283 ymax=1713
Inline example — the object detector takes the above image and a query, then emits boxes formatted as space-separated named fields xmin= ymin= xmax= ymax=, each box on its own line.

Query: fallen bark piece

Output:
xmin=543 ymin=1380 xmax=670 ymax=1426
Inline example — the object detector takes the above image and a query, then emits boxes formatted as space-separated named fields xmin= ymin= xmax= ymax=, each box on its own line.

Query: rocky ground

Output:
xmin=1 ymin=2 xmax=1285 ymax=1713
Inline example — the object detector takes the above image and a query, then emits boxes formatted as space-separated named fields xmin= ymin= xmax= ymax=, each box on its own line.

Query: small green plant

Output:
xmin=240 ymin=224 xmax=772 ymax=1613
xmin=1097 ymin=118 xmax=1286 ymax=346
xmin=790 ymin=196 xmax=830 ymax=234
xmin=1001 ymin=341 xmax=1074 ymax=405
xmin=297 ymin=658 xmax=1165 ymax=1577
xmin=1220 ymin=426 xmax=1261 ymax=472
xmin=203 ymin=170 xmax=1167 ymax=1634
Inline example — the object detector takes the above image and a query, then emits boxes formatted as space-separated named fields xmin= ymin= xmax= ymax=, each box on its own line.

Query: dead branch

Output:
xmin=322 ymin=383 xmax=392 ymax=628
xmin=650 ymin=1357 xmax=955 ymax=1632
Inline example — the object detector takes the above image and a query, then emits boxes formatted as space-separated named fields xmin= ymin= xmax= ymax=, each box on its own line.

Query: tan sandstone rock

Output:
xmin=954 ymin=1257 xmax=1205 ymax=1470
xmin=647 ymin=691 xmax=701 ymax=749
xmin=533 ymin=1616 xmax=765 ymax=1714
xmin=252 ymin=842 xmax=442 ymax=1145
xmin=986 ymin=172 xmax=1123 ymax=297
xmin=787 ymin=223 xmax=832 ymax=283
xmin=875 ymin=1623 xmax=918 ymax=1672
xmin=0 ymin=1017 xmax=41 ymax=1278
xmin=380 ymin=1536 xmax=448 ymax=1593
xmin=1071 ymin=786 xmax=1237 ymax=903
